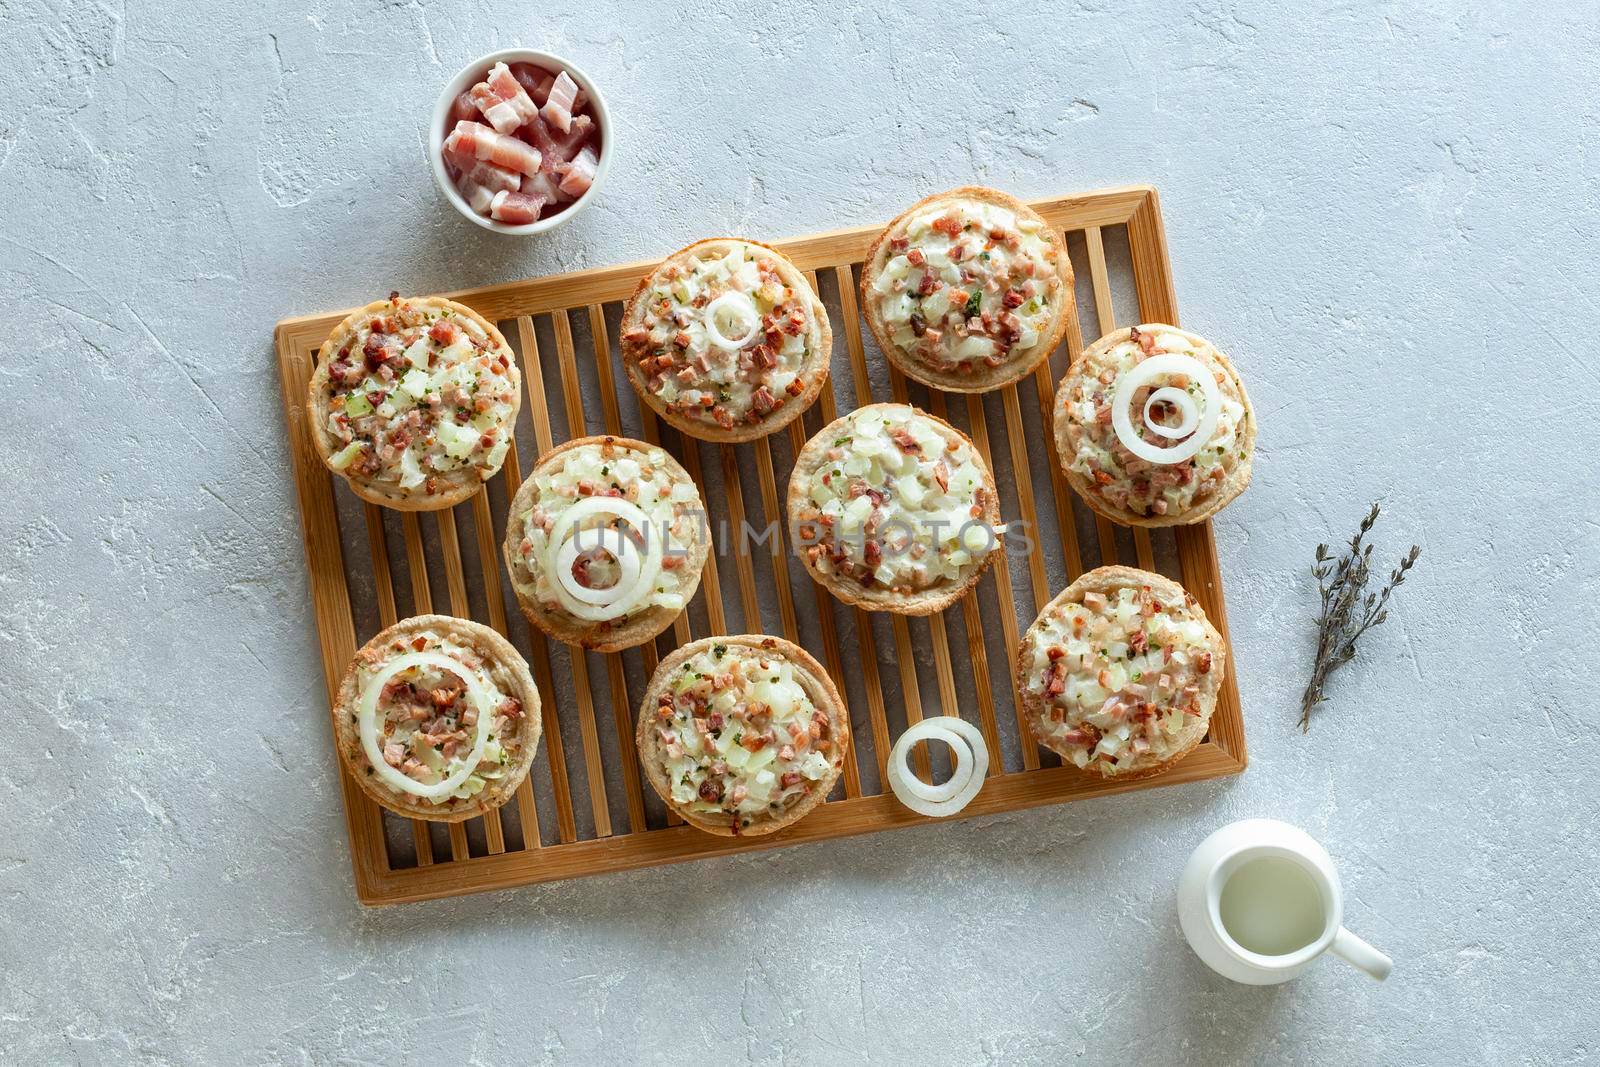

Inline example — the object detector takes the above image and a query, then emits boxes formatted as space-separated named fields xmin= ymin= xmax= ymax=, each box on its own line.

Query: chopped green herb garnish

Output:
xmin=965 ymin=291 xmax=982 ymax=317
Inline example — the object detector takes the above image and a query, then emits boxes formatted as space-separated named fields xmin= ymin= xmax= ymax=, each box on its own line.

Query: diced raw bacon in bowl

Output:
xmin=489 ymin=189 xmax=550 ymax=224
xmin=438 ymin=56 xmax=604 ymax=228
xmin=470 ymin=62 xmax=540 ymax=134
xmin=446 ymin=121 xmax=543 ymax=177
xmin=556 ymin=144 xmax=597 ymax=197
xmin=539 ymin=71 xmax=581 ymax=133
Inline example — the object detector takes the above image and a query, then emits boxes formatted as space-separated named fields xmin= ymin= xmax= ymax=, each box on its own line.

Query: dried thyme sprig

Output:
xmin=1300 ymin=503 xmax=1421 ymax=731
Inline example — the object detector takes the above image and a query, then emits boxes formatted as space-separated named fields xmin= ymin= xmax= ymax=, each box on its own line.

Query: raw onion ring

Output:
xmin=886 ymin=716 xmax=990 ymax=818
xmin=1142 ymin=386 xmax=1198 ymax=440
xmin=358 ymin=651 xmax=493 ymax=801
xmin=542 ymin=496 xmax=664 ymax=622
xmin=1110 ymin=353 xmax=1221 ymax=465
xmin=704 ymin=292 xmax=761 ymax=351
xmin=554 ymin=525 xmax=643 ymax=606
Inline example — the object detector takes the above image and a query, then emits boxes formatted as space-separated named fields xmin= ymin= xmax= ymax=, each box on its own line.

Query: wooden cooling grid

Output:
xmin=274 ymin=185 xmax=1248 ymax=905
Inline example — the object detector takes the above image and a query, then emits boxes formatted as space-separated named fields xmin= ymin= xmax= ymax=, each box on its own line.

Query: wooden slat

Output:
xmin=433 ymin=507 xmax=478 ymax=861
xmin=396 ymin=512 xmax=439 ymax=866
xmin=1082 ymin=226 xmax=1124 ymax=568
xmin=921 ymin=393 xmax=978 ymax=744
xmin=273 ymin=187 xmax=1158 ymax=345
xmin=362 ymin=503 xmax=434 ymax=867
xmin=550 ymin=309 xmax=615 ymax=839
xmin=1002 ymin=385 xmax=1051 ymax=611
xmin=966 ymin=394 xmax=1038 ymax=771
xmin=1034 ymin=241 xmax=1084 ymax=580
xmin=516 ymin=316 xmax=577 ymax=844
xmin=788 ymin=417 xmax=860 ymax=798
xmin=834 ymin=265 xmax=898 ymax=785
xmin=669 ymin=434 xmax=726 ymax=637
xmin=719 ymin=444 xmax=765 ymax=633
xmin=1125 ymin=191 xmax=1246 ymax=767
xmin=273 ymin=331 xmax=389 ymax=903
xmin=466 ymin=490 xmax=513 ymax=854
xmin=275 ymin=186 xmax=1247 ymax=903
xmin=752 ymin=437 xmax=799 ymax=640
xmin=357 ymin=747 xmax=1248 ymax=905
xmin=577 ymin=303 xmax=648 ymax=836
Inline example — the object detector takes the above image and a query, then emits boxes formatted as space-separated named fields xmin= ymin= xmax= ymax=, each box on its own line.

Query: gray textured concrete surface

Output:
xmin=3 ymin=1 xmax=1598 ymax=1063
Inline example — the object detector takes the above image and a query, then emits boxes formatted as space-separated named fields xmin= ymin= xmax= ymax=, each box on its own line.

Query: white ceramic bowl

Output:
xmin=429 ymin=48 xmax=611 ymax=236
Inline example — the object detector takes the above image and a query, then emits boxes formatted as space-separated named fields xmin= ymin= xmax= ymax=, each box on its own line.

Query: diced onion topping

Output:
xmin=357 ymin=652 xmax=493 ymax=800
xmin=1110 ymin=353 xmax=1221 ymax=464
xmin=886 ymin=716 xmax=990 ymax=818
xmin=703 ymin=292 xmax=760 ymax=351
xmin=540 ymin=496 xmax=663 ymax=621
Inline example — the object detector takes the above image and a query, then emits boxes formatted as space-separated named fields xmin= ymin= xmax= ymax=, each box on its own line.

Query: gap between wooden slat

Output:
xmin=551 ymin=308 xmax=617 ymax=839
xmin=831 ymin=264 xmax=895 ymax=788
xmin=516 ymin=315 xmax=578 ymax=844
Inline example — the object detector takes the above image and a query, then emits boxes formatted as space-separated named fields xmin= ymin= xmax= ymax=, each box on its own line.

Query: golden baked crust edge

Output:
xmin=636 ymin=635 xmax=851 ymax=837
xmin=786 ymin=402 xmax=1001 ymax=616
xmin=305 ymin=296 xmax=522 ymax=512
xmin=501 ymin=434 xmax=710 ymax=652
xmin=1013 ymin=565 xmax=1226 ymax=780
xmin=331 ymin=613 xmax=543 ymax=823
xmin=858 ymin=186 xmax=1075 ymax=394
xmin=1051 ymin=325 xmax=1256 ymax=529
xmin=618 ymin=238 xmax=833 ymax=444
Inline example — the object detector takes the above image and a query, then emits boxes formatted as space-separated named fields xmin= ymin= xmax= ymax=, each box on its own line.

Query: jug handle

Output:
xmin=1331 ymin=927 xmax=1392 ymax=981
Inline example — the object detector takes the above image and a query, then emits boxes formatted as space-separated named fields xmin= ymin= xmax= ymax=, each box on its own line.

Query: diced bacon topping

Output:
xmin=540 ymin=70 xmax=580 ymax=133
xmin=445 ymin=120 xmax=542 ymax=177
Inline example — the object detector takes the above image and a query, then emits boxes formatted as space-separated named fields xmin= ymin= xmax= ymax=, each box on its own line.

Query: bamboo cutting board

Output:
xmin=274 ymin=185 xmax=1247 ymax=905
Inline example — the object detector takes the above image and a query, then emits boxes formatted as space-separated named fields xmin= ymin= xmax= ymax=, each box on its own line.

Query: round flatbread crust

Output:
xmin=1052 ymin=325 xmax=1255 ymax=528
xmin=502 ymin=435 xmax=710 ymax=652
xmin=1014 ymin=566 xmax=1226 ymax=780
xmin=860 ymin=186 xmax=1074 ymax=393
xmin=306 ymin=296 xmax=521 ymax=512
xmin=620 ymin=238 xmax=832 ymax=443
xmin=332 ymin=614 xmax=542 ymax=823
xmin=787 ymin=403 xmax=1001 ymax=616
xmin=637 ymin=635 xmax=850 ymax=837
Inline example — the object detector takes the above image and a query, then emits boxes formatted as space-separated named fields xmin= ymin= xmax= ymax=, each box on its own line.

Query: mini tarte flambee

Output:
xmin=860 ymin=186 xmax=1073 ymax=392
xmin=332 ymin=614 xmax=541 ymax=822
xmin=1015 ymin=566 xmax=1226 ymax=780
xmin=637 ymin=635 xmax=850 ymax=837
xmin=788 ymin=402 xmax=1001 ymax=615
xmin=502 ymin=435 xmax=710 ymax=651
xmin=307 ymin=294 xmax=521 ymax=511
xmin=1053 ymin=324 xmax=1254 ymax=527
xmin=620 ymin=238 xmax=832 ymax=442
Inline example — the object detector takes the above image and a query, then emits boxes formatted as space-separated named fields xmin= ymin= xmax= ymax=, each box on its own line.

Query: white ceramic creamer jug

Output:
xmin=1177 ymin=818 xmax=1392 ymax=985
